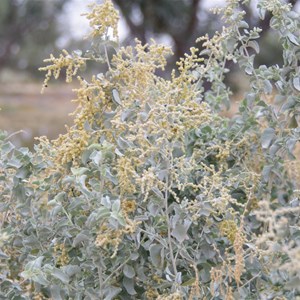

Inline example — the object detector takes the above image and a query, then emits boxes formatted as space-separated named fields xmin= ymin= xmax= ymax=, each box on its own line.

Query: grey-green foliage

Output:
xmin=1 ymin=0 xmax=300 ymax=299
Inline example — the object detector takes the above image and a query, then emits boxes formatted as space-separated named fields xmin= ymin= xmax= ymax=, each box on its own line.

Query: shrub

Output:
xmin=1 ymin=0 xmax=300 ymax=299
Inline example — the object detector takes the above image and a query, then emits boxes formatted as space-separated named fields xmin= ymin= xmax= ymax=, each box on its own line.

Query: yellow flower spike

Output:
xmin=39 ymin=49 xmax=85 ymax=92
xmin=83 ymin=0 xmax=119 ymax=40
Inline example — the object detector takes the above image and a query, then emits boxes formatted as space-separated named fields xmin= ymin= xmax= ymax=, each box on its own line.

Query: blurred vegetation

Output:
xmin=112 ymin=0 xmax=299 ymax=67
xmin=1 ymin=0 xmax=299 ymax=78
xmin=0 ymin=0 xmax=72 ymax=77
xmin=0 ymin=0 xmax=75 ymax=147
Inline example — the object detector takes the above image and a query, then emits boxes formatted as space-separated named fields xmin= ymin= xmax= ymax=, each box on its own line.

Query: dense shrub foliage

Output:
xmin=1 ymin=0 xmax=300 ymax=299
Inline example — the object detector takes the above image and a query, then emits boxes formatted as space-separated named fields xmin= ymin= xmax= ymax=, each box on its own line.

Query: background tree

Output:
xmin=0 ymin=0 xmax=70 ymax=75
xmin=112 ymin=0 xmax=299 ymax=66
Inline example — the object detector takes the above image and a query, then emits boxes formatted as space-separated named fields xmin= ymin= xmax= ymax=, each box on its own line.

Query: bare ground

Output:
xmin=0 ymin=82 xmax=77 ymax=148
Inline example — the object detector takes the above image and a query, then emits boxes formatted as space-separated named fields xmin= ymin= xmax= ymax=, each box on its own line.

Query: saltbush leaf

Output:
xmin=261 ymin=128 xmax=276 ymax=149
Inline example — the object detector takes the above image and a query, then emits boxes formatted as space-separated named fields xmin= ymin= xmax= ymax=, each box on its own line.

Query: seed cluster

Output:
xmin=83 ymin=0 xmax=119 ymax=40
xmin=39 ymin=49 xmax=85 ymax=93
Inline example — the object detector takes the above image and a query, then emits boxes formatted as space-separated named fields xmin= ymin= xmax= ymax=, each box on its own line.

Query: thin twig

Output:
xmin=4 ymin=130 xmax=25 ymax=141
xmin=102 ymin=256 xmax=131 ymax=285
xmin=165 ymin=148 xmax=178 ymax=278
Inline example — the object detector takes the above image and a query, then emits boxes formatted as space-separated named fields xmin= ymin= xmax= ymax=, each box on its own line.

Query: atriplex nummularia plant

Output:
xmin=1 ymin=0 xmax=300 ymax=299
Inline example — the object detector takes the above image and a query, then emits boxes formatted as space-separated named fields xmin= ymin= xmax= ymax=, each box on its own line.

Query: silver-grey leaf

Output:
xmin=112 ymin=88 xmax=122 ymax=106
xmin=123 ymin=264 xmax=135 ymax=278
xmin=261 ymin=128 xmax=275 ymax=149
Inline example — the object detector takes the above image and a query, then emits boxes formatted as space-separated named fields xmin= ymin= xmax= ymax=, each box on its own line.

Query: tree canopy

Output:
xmin=0 ymin=0 xmax=69 ymax=74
